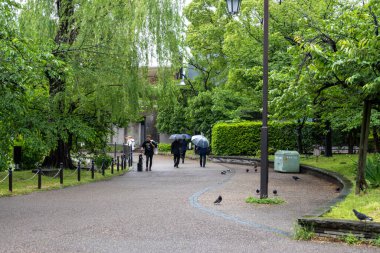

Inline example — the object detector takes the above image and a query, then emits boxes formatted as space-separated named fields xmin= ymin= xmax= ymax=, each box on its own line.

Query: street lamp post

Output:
xmin=226 ymin=0 xmax=269 ymax=198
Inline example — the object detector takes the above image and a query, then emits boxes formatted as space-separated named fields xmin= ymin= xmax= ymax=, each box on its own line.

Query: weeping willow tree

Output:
xmin=18 ymin=0 xmax=183 ymax=168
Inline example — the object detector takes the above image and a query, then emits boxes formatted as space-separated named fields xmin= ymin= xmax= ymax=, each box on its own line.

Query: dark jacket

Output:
xmin=196 ymin=146 xmax=208 ymax=155
xmin=142 ymin=140 xmax=157 ymax=156
xmin=181 ymin=140 xmax=188 ymax=153
xmin=171 ymin=140 xmax=181 ymax=155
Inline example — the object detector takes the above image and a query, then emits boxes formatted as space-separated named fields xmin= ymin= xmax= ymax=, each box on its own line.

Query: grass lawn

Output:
xmin=0 ymin=168 xmax=127 ymax=197
xmin=299 ymin=154 xmax=380 ymax=221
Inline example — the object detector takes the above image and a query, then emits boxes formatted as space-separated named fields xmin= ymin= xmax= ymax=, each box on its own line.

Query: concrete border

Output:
xmin=209 ymin=156 xmax=380 ymax=240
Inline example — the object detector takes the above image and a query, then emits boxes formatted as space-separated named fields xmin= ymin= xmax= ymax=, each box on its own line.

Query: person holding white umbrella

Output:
xmin=191 ymin=135 xmax=209 ymax=168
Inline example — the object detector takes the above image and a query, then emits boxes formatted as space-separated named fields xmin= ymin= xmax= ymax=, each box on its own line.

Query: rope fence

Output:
xmin=0 ymin=173 xmax=9 ymax=184
xmin=0 ymin=157 xmax=130 ymax=193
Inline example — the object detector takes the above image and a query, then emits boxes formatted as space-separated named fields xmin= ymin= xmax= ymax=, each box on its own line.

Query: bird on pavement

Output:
xmin=221 ymin=171 xmax=226 ymax=175
xmin=353 ymin=209 xmax=373 ymax=221
xmin=256 ymin=189 xmax=260 ymax=195
xmin=273 ymin=189 xmax=278 ymax=196
xmin=214 ymin=195 xmax=222 ymax=204
xmin=292 ymin=176 xmax=300 ymax=181
xmin=254 ymin=168 xmax=258 ymax=172
xmin=246 ymin=169 xmax=249 ymax=173
xmin=226 ymin=169 xmax=231 ymax=173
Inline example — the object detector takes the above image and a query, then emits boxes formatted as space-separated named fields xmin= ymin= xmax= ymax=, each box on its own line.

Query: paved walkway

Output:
xmin=0 ymin=155 xmax=377 ymax=253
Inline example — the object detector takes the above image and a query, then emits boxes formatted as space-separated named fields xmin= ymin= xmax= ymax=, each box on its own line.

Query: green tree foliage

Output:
xmin=0 ymin=0 xmax=183 ymax=169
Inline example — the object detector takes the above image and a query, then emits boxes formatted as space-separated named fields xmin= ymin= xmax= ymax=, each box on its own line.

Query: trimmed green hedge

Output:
xmin=212 ymin=121 xmax=321 ymax=156
xmin=158 ymin=143 xmax=171 ymax=152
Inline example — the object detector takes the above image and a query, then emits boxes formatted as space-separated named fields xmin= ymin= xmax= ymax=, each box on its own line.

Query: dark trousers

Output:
xmin=181 ymin=151 xmax=186 ymax=163
xmin=173 ymin=154 xmax=180 ymax=167
xmin=200 ymin=154 xmax=206 ymax=167
xmin=145 ymin=154 xmax=153 ymax=170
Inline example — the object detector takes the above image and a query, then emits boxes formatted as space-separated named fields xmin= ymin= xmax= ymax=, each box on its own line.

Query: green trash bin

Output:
xmin=274 ymin=150 xmax=300 ymax=173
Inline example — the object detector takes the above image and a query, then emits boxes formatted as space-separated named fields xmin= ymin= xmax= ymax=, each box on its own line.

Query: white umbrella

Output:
xmin=191 ymin=135 xmax=209 ymax=148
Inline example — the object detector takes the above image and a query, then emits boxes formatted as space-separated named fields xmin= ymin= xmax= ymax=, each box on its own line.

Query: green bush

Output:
xmin=158 ymin=143 xmax=171 ymax=152
xmin=212 ymin=121 xmax=321 ymax=156
xmin=341 ymin=233 xmax=360 ymax=245
xmin=293 ymin=224 xmax=315 ymax=240
xmin=94 ymin=154 xmax=113 ymax=168
xmin=366 ymin=154 xmax=380 ymax=187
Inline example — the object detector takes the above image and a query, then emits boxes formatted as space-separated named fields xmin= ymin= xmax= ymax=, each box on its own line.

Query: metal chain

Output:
xmin=0 ymin=173 xmax=9 ymax=184
xmin=18 ymin=171 xmax=39 ymax=182
xmin=66 ymin=168 xmax=78 ymax=177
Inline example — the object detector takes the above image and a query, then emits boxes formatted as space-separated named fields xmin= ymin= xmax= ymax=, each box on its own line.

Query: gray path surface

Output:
xmin=0 ymin=155 xmax=377 ymax=253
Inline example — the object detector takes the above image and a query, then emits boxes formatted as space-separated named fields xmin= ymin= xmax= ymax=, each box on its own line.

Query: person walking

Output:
xmin=171 ymin=139 xmax=181 ymax=168
xmin=196 ymin=145 xmax=208 ymax=168
xmin=181 ymin=137 xmax=188 ymax=164
xmin=141 ymin=135 xmax=157 ymax=171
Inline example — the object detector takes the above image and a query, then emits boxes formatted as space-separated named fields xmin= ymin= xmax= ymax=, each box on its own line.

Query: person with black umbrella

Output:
xmin=171 ymin=138 xmax=181 ymax=168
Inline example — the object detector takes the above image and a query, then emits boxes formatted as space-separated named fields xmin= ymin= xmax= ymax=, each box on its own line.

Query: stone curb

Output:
xmin=208 ymin=156 xmax=380 ymax=240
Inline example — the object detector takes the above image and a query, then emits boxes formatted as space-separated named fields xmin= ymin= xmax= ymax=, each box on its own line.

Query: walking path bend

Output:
xmin=0 ymin=155 xmax=377 ymax=253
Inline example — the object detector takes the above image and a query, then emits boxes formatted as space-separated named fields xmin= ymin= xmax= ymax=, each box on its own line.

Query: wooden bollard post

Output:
xmin=101 ymin=159 xmax=105 ymax=176
xmin=38 ymin=167 xmax=42 ymax=189
xmin=77 ymin=161 xmax=81 ymax=182
xmin=59 ymin=162 xmax=63 ymax=185
xmin=8 ymin=167 xmax=12 ymax=192
xmin=91 ymin=160 xmax=95 ymax=179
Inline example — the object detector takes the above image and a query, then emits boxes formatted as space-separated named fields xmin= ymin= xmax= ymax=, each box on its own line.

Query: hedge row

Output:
xmin=211 ymin=121 xmax=322 ymax=156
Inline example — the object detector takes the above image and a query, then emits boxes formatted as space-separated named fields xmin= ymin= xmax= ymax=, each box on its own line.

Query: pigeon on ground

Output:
xmin=273 ymin=189 xmax=278 ymax=196
xmin=226 ymin=169 xmax=231 ymax=172
xmin=353 ymin=209 xmax=373 ymax=221
xmin=221 ymin=171 xmax=226 ymax=175
xmin=246 ymin=169 xmax=249 ymax=173
xmin=292 ymin=176 xmax=300 ymax=181
xmin=256 ymin=189 xmax=260 ymax=195
xmin=254 ymin=168 xmax=258 ymax=172
xmin=214 ymin=195 xmax=222 ymax=204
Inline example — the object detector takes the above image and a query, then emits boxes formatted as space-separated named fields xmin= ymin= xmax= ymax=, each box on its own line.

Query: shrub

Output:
xmin=158 ymin=143 xmax=171 ymax=152
xmin=212 ymin=121 xmax=321 ymax=156
xmin=94 ymin=154 xmax=113 ymax=169
xmin=366 ymin=154 xmax=380 ymax=188
xmin=373 ymin=236 xmax=380 ymax=247
xmin=293 ymin=224 xmax=315 ymax=240
xmin=341 ymin=233 xmax=360 ymax=245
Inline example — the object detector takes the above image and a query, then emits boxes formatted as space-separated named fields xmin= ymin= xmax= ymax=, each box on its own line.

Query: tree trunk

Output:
xmin=356 ymin=100 xmax=371 ymax=194
xmin=347 ymin=129 xmax=355 ymax=154
xmin=42 ymin=139 xmax=74 ymax=169
xmin=43 ymin=0 xmax=77 ymax=168
xmin=324 ymin=121 xmax=333 ymax=157
xmin=373 ymin=126 xmax=380 ymax=153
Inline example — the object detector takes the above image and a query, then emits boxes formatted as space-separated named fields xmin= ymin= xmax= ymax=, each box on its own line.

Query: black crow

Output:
xmin=221 ymin=171 xmax=226 ymax=175
xmin=353 ymin=209 xmax=373 ymax=221
xmin=256 ymin=189 xmax=260 ymax=195
xmin=246 ymin=169 xmax=249 ymax=173
xmin=214 ymin=195 xmax=222 ymax=204
xmin=292 ymin=176 xmax=300 ymax=181
xmin=273 ymin=189 xmax=277 ymax=195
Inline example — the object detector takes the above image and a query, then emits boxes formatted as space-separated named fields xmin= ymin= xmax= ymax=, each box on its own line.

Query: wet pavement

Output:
xmin=0 ymin=155 xmax=377 ymax=253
